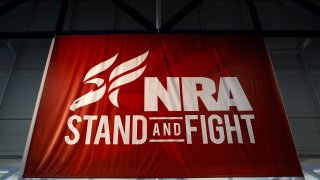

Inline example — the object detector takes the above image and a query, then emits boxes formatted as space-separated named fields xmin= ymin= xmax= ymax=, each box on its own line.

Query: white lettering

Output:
xmin=94 ymin=115 xmax=110 ymax=144
xmin=163 ymin=123 xmax=171 ymax=136
xmin=144 ymin=77 xmax=252 ymax=112
xmin=225 ymin=114 xmax=243 ymax=144
xmin=182 ymin=77 xmax=219 ymax=111
xmin=132 ymin=115 xmax=147 ymax=144
xmin=153 ymin=123 xmax=160 ymax=136
xmin=207 ymin=115 xmax=225 ymax=144
xmin=65 ymin=115 xmax=81 ymax=145
xmin=218 ymin=77 xmax=252 ymax=111
xmin=113 ymin=115 xmax=130 ymax=144
xmin=84 ymin=115 xmax=97 ymax=144
xmin=241 ymin=114 xmax=255 ymax=143
xmin=173 ymin=123 xmax=181 ymax=136
xmin=185 ymin=115 xmax=198 ymax=144
xmin=144 ymin=77 xmax=181 ymax=111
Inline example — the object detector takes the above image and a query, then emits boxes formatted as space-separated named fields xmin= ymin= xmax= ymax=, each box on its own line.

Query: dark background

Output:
xmin=0 ymin=0 xmax=320 ymax=179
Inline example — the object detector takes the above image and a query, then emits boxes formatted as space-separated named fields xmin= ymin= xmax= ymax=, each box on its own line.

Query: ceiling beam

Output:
xmin=0 ymin=31 xmax=55 ymax=39
xmin=162 ymin=0 xmax=204 ymax=30
xmin=55 ymin=0 xmax=70 ymax=33
xmin=246 ymin=0 xmax=262 ymax=32
xmin=0 ymin=0 xmax=26 ymax=16
xmin=2 ymin=30 xmax=320 ymax=39
xmin=109 ymin=0 xmax=155 ymax=31
xmin=292 ymin=0 xmax=320 ymax=17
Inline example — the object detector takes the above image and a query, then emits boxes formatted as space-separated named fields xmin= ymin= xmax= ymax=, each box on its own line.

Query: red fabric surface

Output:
xmin=23 ymin=34 xmax=302 ymax=178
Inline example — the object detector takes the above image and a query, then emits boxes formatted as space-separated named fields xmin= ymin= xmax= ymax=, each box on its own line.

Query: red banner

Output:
xmin=22 ymin=34 xmax=302 ymax=178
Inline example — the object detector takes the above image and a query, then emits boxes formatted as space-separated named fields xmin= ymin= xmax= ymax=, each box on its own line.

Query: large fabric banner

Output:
xmin=22 ymin=35 xmax=302 ymax=178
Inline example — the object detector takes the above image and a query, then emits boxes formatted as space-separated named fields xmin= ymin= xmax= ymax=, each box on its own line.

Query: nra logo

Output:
xmin=65 ymin=51 xmax=255 ymax=146
xmin=70 ymin=51 xmax=149 ymax=110
xmin=24 ymin=35 xmax=302 ymax=178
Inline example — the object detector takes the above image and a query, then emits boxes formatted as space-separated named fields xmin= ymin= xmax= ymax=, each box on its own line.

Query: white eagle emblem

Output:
xmin=70 ymin=51 xmax=149 ymax=111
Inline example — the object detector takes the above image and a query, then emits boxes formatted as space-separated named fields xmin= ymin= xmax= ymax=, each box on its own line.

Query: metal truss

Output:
xmin=0 ymin=0 xmax=320 ymax=39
